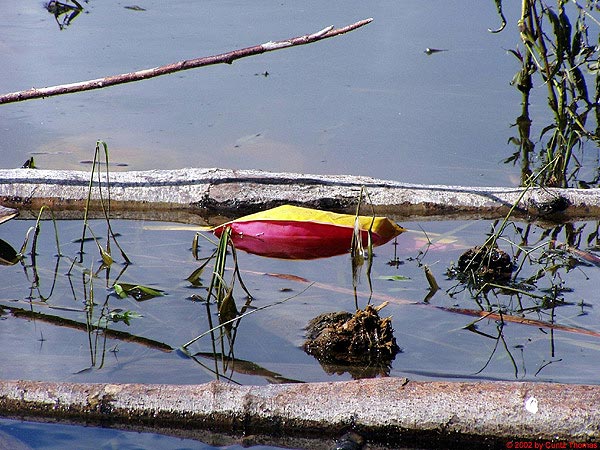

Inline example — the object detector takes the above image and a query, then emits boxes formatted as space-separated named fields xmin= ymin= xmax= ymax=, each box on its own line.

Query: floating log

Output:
xmin=0 ymin=378 xmax=597 ymax=448
xmin=1 ymin=168 xmax=600 ymax=222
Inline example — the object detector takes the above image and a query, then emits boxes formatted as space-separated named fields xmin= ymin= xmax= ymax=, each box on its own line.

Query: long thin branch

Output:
xmin=0 ymin=18 xmax=373 ymax=105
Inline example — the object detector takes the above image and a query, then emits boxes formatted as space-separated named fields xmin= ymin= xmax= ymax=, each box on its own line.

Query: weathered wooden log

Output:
xmin=0 ymin=378 xmax=597 ymax=448
xmin=1 ymin=168 xmax=599 ymax=223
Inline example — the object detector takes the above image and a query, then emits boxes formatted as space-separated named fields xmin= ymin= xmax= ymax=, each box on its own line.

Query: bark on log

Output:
xmin=0 ymin=378 xmax=597 ymax=448
xmin=0 ymin=168 xmax=599 ymax=223
xmin=0 ymin=19 xmax=372 ymax=104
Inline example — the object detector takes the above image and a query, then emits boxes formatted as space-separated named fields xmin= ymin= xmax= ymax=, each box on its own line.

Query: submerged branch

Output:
xmin=253 ymin=270 xmax=600 ymax=340
xmin=0 ymin=19 xmax=372 ymax=104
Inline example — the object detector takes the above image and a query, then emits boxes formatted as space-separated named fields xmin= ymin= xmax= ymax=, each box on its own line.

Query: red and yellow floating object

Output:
xmin=212 ymin=205 xmax=405 ymax=259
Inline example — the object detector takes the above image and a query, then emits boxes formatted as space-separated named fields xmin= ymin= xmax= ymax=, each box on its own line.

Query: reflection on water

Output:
xmin=0 ymin=417 xmax=289 ymax=450
xmin=0 ymin=217 xmax=598 ymax=386
xmin=45 ymin=0 xmax=84 ymax=30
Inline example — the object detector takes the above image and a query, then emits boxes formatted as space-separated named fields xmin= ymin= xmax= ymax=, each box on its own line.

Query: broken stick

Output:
xmin=0 ymin=18 xmax=372 ymax=105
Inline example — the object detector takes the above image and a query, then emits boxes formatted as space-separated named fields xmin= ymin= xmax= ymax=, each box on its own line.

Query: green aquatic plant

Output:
xmin=182 ymin=226 xmax=252 ymax=376
xmin=113 ymin=283 xmax=165 ymax=301
xmin=13 ymin=206 xmax=64 ymax=302
xmin=181 ymin=228 xmax=312 ymax=363
xmin=452 ymin=155 xmax=559 ymax=294
xmin=499 ymin=0 xmax=600 ymax=187
xmin=5 ymin=141 xmax=149 ymax=371
xmin=350 ymin=186 xmax=375 ymax=308
xmin=79 ymin=140 xmax=130 ymax=265
xmin=446 ymin=216 xmax=600 ymax=379
xmin=448 ymin=216 xmax=598 ymax=315
xmin=106 ymin=309 xmax=143 ymax=326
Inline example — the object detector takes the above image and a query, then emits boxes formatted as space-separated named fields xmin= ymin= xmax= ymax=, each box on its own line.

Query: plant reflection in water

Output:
xmin=446 ymin=218 xmax=600 ymax=379
xmin=45 ymin=0 xmax=85 ymax=30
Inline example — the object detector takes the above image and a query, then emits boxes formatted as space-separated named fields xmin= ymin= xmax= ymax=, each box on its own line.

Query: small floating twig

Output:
xmin=424 ymin=47 xmax=448 ymax=55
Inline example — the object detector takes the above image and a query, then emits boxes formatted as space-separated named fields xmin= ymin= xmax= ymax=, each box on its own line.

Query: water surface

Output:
xmin=1 ymin=218 xmax=598 ymax=386
xmin=1 ymin=1 xmax=525 ymax=186
xmin=0 ymin=417 xmax=285 ymax=450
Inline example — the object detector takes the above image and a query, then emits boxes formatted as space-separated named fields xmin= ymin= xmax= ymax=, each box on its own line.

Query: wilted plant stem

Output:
xmin=79 ymin=141 xmax=130 ymax=264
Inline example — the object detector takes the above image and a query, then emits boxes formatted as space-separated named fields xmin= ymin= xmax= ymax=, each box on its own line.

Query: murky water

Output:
xmin=1 ymin=0 xmax=527 ymax=186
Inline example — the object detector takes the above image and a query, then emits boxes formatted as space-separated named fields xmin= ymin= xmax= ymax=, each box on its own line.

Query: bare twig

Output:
xmin=0 ymin=18 xmax=372 ymax=104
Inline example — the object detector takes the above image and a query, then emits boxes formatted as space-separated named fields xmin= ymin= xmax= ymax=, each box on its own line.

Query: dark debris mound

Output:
xmin=303 ymin=303 xmax=400 ymax=368
xmin=456 ymin=245 xmax=515 ymax=282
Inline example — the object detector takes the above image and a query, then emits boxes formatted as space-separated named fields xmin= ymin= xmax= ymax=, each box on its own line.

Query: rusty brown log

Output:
xmin=0 ymin=19 xmax=372 ymax=105
xmin=1 ymin=168 xmax=600 ymax=223
xmin=0 ymin=378 xmax=598 ymax=448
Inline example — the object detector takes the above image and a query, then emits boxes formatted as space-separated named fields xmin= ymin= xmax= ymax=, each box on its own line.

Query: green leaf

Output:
xmin=378 ymin=275 xmax=411 ymax=281
xmin=108 ymin=309 xmax=143 ymax=325
xmin=113 ymin=283 xmax=165 ymax=301
xmin=218 ymin=287 xmax=239 ymax=337
xmin=99 ymin=246 xmax=114 ymax=266
xmin=136 ymin=285 xmax=165 ymax=296
xmin=186 ymin=266 xmax=205 ymax=286
xmin=113 ymin=283 xmax=128 ymax=298
xmin=192 ymin=232 xmax=200 ymax=259
xmin=0 ymin=238 xmax=19 ymax=266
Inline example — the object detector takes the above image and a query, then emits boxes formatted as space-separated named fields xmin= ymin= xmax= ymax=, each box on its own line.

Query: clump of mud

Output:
xmin=303 ymin=303 xmax=400 ymax=375
xmin=455 ymin=245 xmax=515 ymax=283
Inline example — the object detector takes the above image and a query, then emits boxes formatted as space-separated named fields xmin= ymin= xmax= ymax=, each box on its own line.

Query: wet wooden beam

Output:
xmin=0 ymin=378 xmax=597 ymax=448
xmin=1 ymin=168 xmax=599 ymax=223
